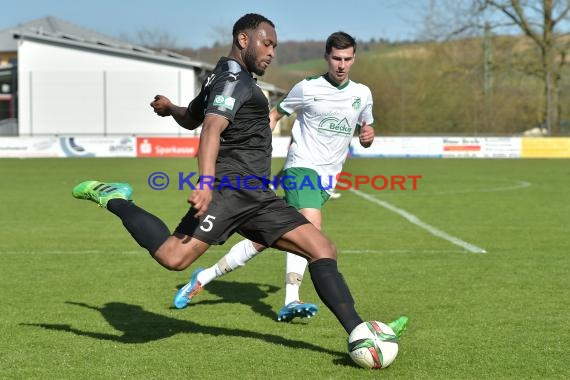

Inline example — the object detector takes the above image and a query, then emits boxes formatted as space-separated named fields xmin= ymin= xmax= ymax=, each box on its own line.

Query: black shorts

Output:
xmin=175 ymin=186 xmax=309 ymax=246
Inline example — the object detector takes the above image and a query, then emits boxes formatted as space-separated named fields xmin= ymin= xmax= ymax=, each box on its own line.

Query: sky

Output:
xmin=0 ymin=0 xmax=428 ymax=48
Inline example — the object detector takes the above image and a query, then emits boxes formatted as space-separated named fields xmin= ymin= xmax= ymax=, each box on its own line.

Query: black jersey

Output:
xmin=190 ymin=57 xmax=272 ymax=180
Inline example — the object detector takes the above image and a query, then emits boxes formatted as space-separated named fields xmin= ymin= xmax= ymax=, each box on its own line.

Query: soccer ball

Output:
xmin=347 ymin=321 xmax=399 ymax=369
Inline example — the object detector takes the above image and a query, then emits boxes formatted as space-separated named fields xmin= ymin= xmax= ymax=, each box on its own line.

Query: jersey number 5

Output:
xmin=200 ymin=215 xmax=216 ymax=232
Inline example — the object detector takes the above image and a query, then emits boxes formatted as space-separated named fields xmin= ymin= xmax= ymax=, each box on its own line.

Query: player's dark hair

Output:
xmin=232 ymin=13 xmax=275 ymax=45
xmin=325 ymin=31 xmax=357 ymax=54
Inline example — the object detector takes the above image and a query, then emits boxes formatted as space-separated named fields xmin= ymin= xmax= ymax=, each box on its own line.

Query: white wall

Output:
xmin=17 ymin=40 xmax=198 ymax=135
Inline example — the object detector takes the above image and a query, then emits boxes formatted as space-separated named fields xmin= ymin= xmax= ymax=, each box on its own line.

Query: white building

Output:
xmin=0 ymin=16 xmax=284 ymax=137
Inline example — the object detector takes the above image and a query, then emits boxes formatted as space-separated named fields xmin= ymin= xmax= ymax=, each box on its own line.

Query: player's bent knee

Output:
xmin=308 ymin=240 xmax=337 ymax=261
xmin=154 ymin=254 xmax=191 ymax=271
xmin=153 ymin=246 xmax=195 ymax=271
xmin=168 ymin=257 xmax=192 ymax=271
xmin=323 ymin=241 xmax=337 ymax=259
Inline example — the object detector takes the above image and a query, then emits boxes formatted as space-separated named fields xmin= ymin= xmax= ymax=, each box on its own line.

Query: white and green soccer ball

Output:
xmin=347 ymin=321 xmax=399 ymax=369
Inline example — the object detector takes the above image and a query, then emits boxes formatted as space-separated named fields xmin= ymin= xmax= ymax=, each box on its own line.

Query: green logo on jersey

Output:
xmin=352 ymin=97 xmax=361 ymax=110
xmin=318 ymin=117 xmax=352 ymax=136
xmin=213 ymin=95 xmax=236 ymax=110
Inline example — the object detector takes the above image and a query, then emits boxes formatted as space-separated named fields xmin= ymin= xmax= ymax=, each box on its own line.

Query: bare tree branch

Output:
xmin=553 ymin=0 xmax=570 ymax=24
xmin=424 ymin=0 xmax=570 ymax=135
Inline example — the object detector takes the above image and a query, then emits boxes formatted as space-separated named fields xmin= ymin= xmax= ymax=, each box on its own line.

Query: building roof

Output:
xmin=0 ymin=16 xmax=284 ymax=94
xmin=0 ymin=16 xmax=213 ymax=70
xmin=0 ymin=16 xmax=126 ymax=51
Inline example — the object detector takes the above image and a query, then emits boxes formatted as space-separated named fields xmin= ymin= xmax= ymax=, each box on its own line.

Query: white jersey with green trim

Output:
xmin=278 ymin=74 xmax=374 ymax=191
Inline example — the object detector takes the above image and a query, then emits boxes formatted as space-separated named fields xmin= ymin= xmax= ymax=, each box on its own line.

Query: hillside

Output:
xmin=178 ymin=36 xmax=570 ymax=136
xmin=178 ymin=38 xmax=390 ymax=66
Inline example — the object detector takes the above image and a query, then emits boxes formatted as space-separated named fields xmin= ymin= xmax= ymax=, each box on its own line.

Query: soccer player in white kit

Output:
xmin=175 ymin=31 xmax=406 ymax=333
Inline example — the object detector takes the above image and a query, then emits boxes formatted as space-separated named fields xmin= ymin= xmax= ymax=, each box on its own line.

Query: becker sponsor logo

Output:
xmin=318 ymin=117 xmax=353 ymax=136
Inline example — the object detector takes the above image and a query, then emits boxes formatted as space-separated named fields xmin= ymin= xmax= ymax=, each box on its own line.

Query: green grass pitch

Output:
xmin=0 ymin=157 xmax=568 ymax=379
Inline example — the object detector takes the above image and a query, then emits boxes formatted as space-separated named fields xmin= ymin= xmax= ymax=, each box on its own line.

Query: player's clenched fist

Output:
xmin=150 ymin=94 xmax=173 ymax=117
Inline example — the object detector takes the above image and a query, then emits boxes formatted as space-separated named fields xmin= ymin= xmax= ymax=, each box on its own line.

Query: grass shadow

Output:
xmin=22 ymin=301 xmax=345 ymax=358
xmin=178 ymin=279 xmax=280 ymax=321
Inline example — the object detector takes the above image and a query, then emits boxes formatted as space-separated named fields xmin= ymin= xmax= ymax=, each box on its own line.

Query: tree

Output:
xmin=121 ymin=28 xmax=178 ymax=50
xmin=479 ymin=1 xmax=570 ymax=135
xmin=424 ymin=0 xmax=570 ymax=135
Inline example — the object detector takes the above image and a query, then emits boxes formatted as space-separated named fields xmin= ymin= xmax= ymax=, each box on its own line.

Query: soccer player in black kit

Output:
xmin=72 ymin=13 xmax=407 ymax=343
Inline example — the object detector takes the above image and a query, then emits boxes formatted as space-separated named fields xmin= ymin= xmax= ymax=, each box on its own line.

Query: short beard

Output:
xmin=243 ymin=47 xmax=265 ymax=76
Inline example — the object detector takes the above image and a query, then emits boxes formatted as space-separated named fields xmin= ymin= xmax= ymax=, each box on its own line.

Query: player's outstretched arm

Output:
xmin=150 ymin=94 xmax=202 ymax=131
xmin=190 ymin=114 xmax=229 ymax=217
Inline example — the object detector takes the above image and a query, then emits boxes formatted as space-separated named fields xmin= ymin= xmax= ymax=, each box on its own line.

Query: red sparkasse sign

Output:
xmin=137 ymin=137 xmax=200 ymax=157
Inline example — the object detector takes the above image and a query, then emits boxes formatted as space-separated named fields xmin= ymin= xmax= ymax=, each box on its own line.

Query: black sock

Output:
xmin=106 ymin=199 xmax=170 ymax=255
xmin=309 ymin=258 xmax=363 ymax=334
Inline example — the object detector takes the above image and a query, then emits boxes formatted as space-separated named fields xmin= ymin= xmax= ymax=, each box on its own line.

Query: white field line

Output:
xmin=0 ymin=250 xmax=142 ymax=255
xmin=0 ymin=249 xmax=463 ymax=256
xmin=376 ymin=179 xmax=532 ymax=197
xmin=429 ymin=179 xmax=531 ymax=196
xmin=350 ymin=189 xmax=487 ymax=254
xmin=0 ymin=247 xmax=233 ymax=256
xmin=339 ymin=249 xmax=466 ymax=254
